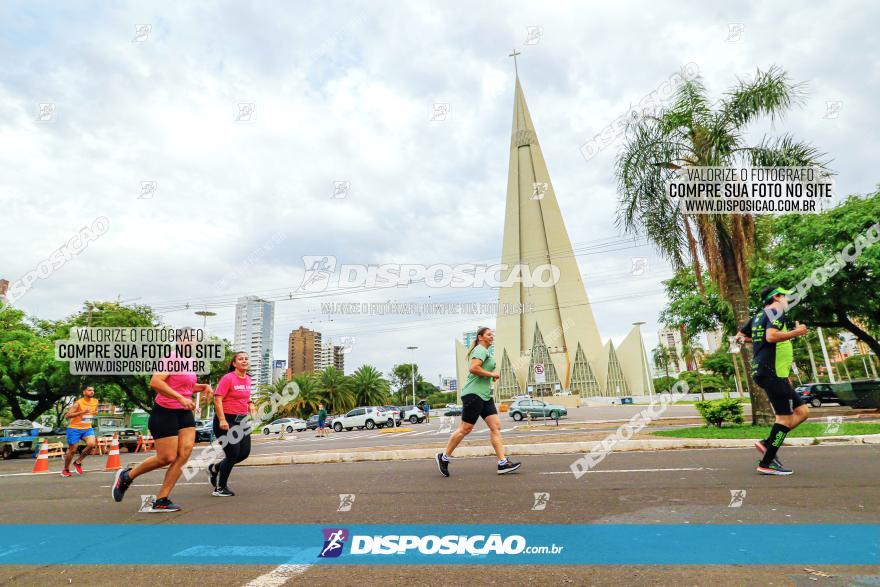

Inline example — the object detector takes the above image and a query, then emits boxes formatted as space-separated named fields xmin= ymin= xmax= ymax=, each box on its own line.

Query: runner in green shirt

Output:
xmin=436 ymin=327 xmax=521 ymax=477
xmin=736 ymin=284 xmax=810 ymax=476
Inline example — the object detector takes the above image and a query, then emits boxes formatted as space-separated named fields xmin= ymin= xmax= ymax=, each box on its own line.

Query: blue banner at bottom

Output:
xmin=0 ymin=524 xmax=877 ymax=565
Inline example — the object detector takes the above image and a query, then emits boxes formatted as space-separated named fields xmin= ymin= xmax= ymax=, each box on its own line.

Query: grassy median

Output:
xmin=652 ymin=422 xmax=880 ymax=439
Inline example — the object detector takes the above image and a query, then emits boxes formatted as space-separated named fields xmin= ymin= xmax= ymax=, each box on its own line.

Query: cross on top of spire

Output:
xmin=508 ymin=49 xmax=521 ymax=77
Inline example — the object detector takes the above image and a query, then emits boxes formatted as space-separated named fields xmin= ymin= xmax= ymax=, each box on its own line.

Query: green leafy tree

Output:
xmin=652 ymin=345 xmax=675 ymax=382
xmin=0 ymin=306 xmax=85 ymax=420
xmin=391 ymin=363 xmax=422 ymax=399
xmin=349 ymin=365 xmax=390 ymax=407
xmin=753 ymin=191 xmax=880 ymax=357
xmin=680 ymin=339 xmax=706 ymax=400
xmin=700 ymin=349 xmax=735 ymax=379
xmin=659 ymin=270 xmax=732 ymax=341
xmin=287 ymin=374 xmax=321 ymax=418
xmin=317 ymin=366 xmax=355 ymax=414
xmin=616 ymin=66 xmax=828 ymax=424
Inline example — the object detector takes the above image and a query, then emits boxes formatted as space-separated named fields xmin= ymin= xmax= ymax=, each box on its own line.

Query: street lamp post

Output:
xmin=193 ymin=310 xmax=217 ymax=419
xmin=194 ymin=310 xmax=217 ymax=329
xmin=407 ymin=346 xmax=418 ymax=407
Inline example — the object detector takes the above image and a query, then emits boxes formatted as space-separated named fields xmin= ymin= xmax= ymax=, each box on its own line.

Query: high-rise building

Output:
xmin=233 ymin=296 xmax=274 ymax=386
xmin=289 ymin=326 xmax=321 ymax=374
xmin=657 ymin=328 xmax=687 ymax=374
xmin=272 ymin=359 xmax=288 ymax=383
xmin=456 ymin=70 xmax=654 ymax=399
xmin=306 ymin=340 xmax=344 ymax=373
xmin=333 ymin=344 xmax=345 ymax=373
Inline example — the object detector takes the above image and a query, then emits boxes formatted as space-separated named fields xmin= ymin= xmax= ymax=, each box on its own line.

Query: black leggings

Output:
xmin=213 ymin=414 xmax=252 ymax=488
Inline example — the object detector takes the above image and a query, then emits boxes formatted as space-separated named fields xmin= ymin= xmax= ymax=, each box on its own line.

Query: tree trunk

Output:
xmin=719 ymin=254 xmax=774 ymax=424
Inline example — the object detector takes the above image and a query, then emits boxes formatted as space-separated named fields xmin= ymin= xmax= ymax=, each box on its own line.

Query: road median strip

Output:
xmin=183 ymin=434 xmax=880 ymax=469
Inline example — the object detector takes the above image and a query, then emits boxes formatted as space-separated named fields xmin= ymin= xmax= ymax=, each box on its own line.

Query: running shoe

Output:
xmin=208 ymin=463 xmax=218 ymax=490
xmin=756 ymin=462 xmax=793 ymax=476
xmin=436 ymin=453 xmax=449 ymax=477
xmin=73 ymin=461 xmax=83 ymax=475
xmin=497 ymin=460 xmax=522 ymax=474
xmin=212 ymin=487 xmax=235 ymax=497
xmin=60 ymin=469 xmax=72 ymax=477
xmin=112 ymin=467 xmax=133 ymax=502
xmin=144 ymin=497 xmax=182 ymax=512
xmin=754 ymin=439 xmax=783 ymax=468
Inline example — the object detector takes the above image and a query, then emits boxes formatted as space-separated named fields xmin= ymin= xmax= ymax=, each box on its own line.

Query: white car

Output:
xmin=332 ymin=406 xmax=390 ymax=431
xmin=261 ymin=418 xmax=307 ymax=435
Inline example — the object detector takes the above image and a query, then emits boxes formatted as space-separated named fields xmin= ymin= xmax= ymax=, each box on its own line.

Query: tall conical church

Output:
xmin=455 ymin=72 xmax=654 ymax=400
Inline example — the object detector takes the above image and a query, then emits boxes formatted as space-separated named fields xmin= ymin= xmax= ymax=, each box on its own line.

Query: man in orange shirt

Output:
xmin=62 ymin=386 xmax=99 ymax=477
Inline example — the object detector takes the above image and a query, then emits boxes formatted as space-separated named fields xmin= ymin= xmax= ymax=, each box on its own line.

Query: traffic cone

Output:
xmin=135 ymin=434 xmax=144 ymax=453
xmin=104 ymin=434 xmax=121 ymax=471
xmin=31 ymin=440 xmax=50 ymax=474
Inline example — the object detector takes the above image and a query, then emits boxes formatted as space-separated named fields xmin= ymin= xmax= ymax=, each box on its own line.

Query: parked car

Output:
xmin=443 ymin=405 xmax=463 ymax=417
xmin=332 ymin=407 xmax=390 ymax=431
xmin=306 ymin=414 xmax=336 ymax=430
xmin=399 ymin=405 xmax=426 ymax=424
xmin=194 ymin=419 xmax=213 ymax=443
xmin=94 ymin=416 xmax=140 ymax=453
xmin=0 ymin=425 xmax=39 ymax=459
xmin=261 ymin=418 xmax=308 ymax=435
xmin=507 ymin=399 xmax=568 ymax=421
xmin=553 ymin=389 xmax=572 ymax=397
xmin=795 ymin=383 xmax=845 ymax=407
xmin=382 ymin=405 xmax=404 ymax=426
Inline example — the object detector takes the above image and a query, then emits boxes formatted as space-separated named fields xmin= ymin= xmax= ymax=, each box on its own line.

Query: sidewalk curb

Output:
xmin=187 ymin=434 xmax=880 ymax=469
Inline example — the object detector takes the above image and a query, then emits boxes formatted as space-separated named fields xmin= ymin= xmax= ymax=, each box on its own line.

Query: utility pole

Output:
xmin=407 ymin=346 xmax=418 ymax=407
xmin=806 ymin=338 xmax=819 ymax=382
xmin=817 ymin=327 xmax=835 ymax=383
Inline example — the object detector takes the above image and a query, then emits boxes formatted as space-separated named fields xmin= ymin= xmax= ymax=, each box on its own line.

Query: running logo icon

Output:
xmin=728 ymin=489 xmax=747 ymax=508
xmin=319 ymin=528 xmax=349 ymax=558
xmin=298 ymin=256 xmax=337 ymax=293
xmin=532 ymin=492 xmax=550 ymax=511
xmin=337 ymin=493 xmax=356 ymax=512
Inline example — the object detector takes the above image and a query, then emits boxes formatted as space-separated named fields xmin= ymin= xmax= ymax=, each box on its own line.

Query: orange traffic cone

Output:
xmin=104 ymin=434 xmax=121 ymax=471
xmin=32 ymin=440 xmax=50 ymax=474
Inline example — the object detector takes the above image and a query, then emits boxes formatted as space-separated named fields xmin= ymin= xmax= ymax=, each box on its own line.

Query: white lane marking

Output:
xmin=243 ymin=564 xmax=311 ymax=586
xmin=100 ymin=482 xmax=210 ymax=487
xmin=410 ymin=430 xmax=433 ymax=436
xmin=540 ymin=467 xmax=722 ymax=475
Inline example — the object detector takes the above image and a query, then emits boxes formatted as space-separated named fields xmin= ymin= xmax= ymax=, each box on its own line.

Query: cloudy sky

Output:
xmin=2 ymin=1 xmax=878 ymax=383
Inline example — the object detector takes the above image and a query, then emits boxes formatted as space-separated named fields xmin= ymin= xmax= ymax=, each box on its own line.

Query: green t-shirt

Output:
xmin=318 ymin=408 xmax=327 ymax=419
xmin=461 ymin=345 xmax=496 ymax=401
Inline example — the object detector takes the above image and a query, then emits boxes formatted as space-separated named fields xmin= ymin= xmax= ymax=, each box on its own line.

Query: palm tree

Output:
xmin=253 ymin=377 xmax=298 ymax=422
xmin=317 ymin=366 xmax=355 ymax=414
xmin=680 ymin=339 xmax=706 ymax=400
xmin=288 ymin=374 xmax=322 ymax=418
xmin=615 ymin=66 xmax=829 ymax=423
xmin=349 ymin=365 xmax=390 ymax=407
xmin=652 ymin=345 xmax=677 ymax=388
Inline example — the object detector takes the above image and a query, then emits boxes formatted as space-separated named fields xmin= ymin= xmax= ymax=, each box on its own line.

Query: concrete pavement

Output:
xmin=1 ymin=445 xmax=879 ymax=585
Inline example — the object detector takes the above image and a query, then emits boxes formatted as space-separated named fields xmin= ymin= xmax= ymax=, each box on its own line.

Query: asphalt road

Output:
xmin=1 ymin=444 xmax=878 ymax=585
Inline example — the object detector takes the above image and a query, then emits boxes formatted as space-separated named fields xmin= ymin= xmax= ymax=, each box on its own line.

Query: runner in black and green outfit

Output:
xmin=736 ymin=285 xmax=810 ymax=476
xmin=436 ymin=327 xmax=521 ymax=477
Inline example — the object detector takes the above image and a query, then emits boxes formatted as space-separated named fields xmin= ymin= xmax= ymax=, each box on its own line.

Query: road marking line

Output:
xmin=243 ymin=564 xmax=311 ymax=587
xmin=100 ymin=482 xmax=210 ymax=487
xmin=540 ymin=467 xmax=723 ymax=475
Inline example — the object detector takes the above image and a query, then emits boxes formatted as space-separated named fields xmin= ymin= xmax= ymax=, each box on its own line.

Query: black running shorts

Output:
xmin=148 ymin=403 xmax=196 ymax=439
xmin=461 ymin=394 xmax=498 ymax=425
xmin=753 ymin=375 xmax=804 ymax=416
